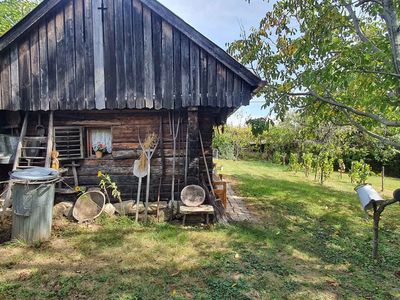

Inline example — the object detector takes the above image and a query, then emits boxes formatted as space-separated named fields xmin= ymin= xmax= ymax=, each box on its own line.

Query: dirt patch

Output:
xmin=0 ymin=211 xmax=12 ymax=244
xmin=0 ymin=225 xmax=11 ymax=244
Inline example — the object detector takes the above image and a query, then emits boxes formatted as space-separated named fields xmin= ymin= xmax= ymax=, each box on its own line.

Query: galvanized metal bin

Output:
xmin=11 ymin=167 xmax=59 ymax=243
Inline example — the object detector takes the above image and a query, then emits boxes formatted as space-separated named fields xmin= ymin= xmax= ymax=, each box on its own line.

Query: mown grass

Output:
xmin=0 ymin=160 xmax=399 ymax=299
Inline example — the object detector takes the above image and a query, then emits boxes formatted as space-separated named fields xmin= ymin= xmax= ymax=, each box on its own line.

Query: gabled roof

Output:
xmin=0 ymin=0 xmax=261 ymax=87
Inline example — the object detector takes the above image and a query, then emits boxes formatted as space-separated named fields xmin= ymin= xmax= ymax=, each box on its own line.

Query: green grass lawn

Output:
xmin=1 ymin=160 xmax=400 ymax=299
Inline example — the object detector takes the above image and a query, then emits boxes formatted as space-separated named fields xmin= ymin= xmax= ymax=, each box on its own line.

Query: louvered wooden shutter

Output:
xmin=53 ymin=127 xmax=84 ymax=160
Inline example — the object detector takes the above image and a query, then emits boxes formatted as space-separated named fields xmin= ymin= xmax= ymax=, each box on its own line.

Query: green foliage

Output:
xmin=349 ymin=160 xmax=373 ymax=186
xmin=302 ymin=152 xmax=313 ymax=178
xmin=255 ymin=113 xmax=400 ymax=176
xmin=98 ymin=171 xmax=123 ymax=211
xmin=246 ymin=117 xmax=273 ymax=137
xmin=229 ymin=0 xmax=400 ymax=148
xmin=213 ymin=126 xmax=253 ymax=160
xmin=288 ymin=153 xmax=301 ymax=174
xmin=0 ymin=0 xmax=39 ymax=36
xmin=312 ymin=152 xmax=335 ymax=185
xmin=213 ymin=129 xmax=235 ymax=160
xmin=272 ymin=151 xmax=283 ymax=165
xmin=338 ymin=158 xmax=346 ymax=179
xmin=319 ymin=153 xmax=335 ymax=185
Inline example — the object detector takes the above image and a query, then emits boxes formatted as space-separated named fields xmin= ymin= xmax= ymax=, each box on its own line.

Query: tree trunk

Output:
xmin=382 ymin=0 xmax=400 ymax=74
xmin=381 ymin=165 xmax=385 ymax=192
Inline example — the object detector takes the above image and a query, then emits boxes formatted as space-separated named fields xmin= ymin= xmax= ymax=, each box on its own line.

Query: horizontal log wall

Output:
xmin=0 ymin=0 xmax=254 ymax=111
xmin=49 ymin=109 xmax=214 ymax=201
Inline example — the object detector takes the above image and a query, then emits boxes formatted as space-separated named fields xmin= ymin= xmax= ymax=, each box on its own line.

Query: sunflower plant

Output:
xmin=98 ymin=171 xmax=124 ymax=215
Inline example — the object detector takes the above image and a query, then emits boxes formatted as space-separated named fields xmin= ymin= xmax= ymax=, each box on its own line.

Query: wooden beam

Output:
xmin=63 ymin=120 xmax=122 ymax=127
xmin=187 ymin=107 xmax=199 ymax=185
xmin=45 ymin=111 xmax=54 ymax=168
xmin=13 ymin=112 xmax=29 ymax=170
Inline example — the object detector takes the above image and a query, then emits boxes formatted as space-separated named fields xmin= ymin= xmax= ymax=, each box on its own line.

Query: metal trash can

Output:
xmin=10 ymin=167 xmax=59 ymax=243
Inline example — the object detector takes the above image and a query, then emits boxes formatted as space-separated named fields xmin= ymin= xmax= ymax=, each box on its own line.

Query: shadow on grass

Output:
xmin=1 ymin=214 xmax=399 ymax=299
xmin=1 ymin=167 xmax=399 ymax=299
xmin=222 ymin=171 xmax=400 ymax=298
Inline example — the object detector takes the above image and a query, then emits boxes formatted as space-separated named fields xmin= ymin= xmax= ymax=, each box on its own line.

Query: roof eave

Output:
xmin=0 ymin=0 xmax=262 ymax=87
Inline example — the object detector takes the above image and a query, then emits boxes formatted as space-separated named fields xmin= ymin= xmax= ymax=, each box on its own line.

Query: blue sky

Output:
xmin=157 ymin=0 xmax=272 ymax=125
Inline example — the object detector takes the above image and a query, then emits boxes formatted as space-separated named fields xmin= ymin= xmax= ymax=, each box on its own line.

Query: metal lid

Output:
xmin=11 ymin=167 xmax=59 ymax=181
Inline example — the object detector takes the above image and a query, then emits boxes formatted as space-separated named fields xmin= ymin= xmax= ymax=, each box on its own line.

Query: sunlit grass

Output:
xmin=0 ymin=160 xmax=399 ymax=299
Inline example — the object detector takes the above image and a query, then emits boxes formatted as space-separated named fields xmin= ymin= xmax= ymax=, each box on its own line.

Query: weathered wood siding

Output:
xmin=0 ymin=0 xmax=254 ymax=111
xmin=50 ymin=110 xmax=214 ymax=201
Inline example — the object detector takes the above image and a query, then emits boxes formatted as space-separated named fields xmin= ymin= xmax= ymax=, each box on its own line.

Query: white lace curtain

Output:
xmin=91 ymin=129 xmax=112 ymax=153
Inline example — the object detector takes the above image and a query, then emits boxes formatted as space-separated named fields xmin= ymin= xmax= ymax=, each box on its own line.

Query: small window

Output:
xmin=54 ymin=127 xmax=85 ymax=160
xmin=86 ymin=128 xmax=112 ymax=157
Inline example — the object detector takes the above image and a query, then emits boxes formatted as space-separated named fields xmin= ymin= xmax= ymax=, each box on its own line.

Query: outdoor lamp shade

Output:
xmin=355 ymin=184 xmax=384 ymax=210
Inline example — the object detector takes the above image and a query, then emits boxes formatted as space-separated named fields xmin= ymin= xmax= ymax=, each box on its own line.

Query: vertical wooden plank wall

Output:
xmin=92 ymin=0 xmax=106 ymax=110
xmin=152 ymin=12 xmax=162 ymax=109
xmin=39 ymin=22 xmax=49 ymax=111
xmin=0 ymin=50 xmax=11 ymax=110
xmin=143 ymin=6 xmax=154 ymax=108
xmin=65 ymin=1 xmax=76 ymax=110
xmin=53 ymin=109 xmax=214 ymax=201
xmin=84 ymin=0 xmax=95 ymax=109
xmin=10 ymin=46 xmax=20 ymax=110
xmin=0 ymin=0 xmax=253 ymax=111
xmin=74 ymin=0 xmax=85 ymax=110
xmin=133 ymin=0 xmax=144 ymax=108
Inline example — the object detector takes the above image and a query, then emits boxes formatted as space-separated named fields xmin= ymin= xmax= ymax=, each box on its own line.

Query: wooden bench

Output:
xmin=180 ymin=205 xmax=215 ymax=225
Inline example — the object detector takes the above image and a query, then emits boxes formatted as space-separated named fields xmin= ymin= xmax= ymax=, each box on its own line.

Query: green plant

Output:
xmin=228 ymin=0 xmax=400 ymax=148
xmin=93 ymin=142 xmax=107 ymax=153
xmin=288 ymin=153 xmax=301 ymax=174
xmin=0 ymin=0 xmax=39 ymax=36
xmin=213 ymin=126 xmax=253 ymax=160
xmin=98 ymin=171 xmax=124 ymax=215
xmin=348 ymin=160 xmax=373 ymax=186
xmin=214 ymin=135 xmax=235 ymax=160
xmin=302 ymin=152 xmax=313 ymax=178
xmin=338 ymin=158 xmax=346 ymax=179
xmin=312 ymin=152 xmax=334 ymax=184
xmin=312 ymin=155 xmax=319 ymax=181
xmin=272 ymin=151 xmax=283 ymax=165
xmin=246 ymin=117 xmax=274 ymax=137
xmin=319 ymin=152 xmax=334 ymax=185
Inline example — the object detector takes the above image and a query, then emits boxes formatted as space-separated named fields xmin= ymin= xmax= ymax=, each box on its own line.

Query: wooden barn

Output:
xmin=0 ymin=0 xmax=261 ymax=203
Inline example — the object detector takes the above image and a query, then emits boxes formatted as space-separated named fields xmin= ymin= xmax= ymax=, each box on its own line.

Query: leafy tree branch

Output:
xmin=230 ymin=0 xmax=400 ymax=148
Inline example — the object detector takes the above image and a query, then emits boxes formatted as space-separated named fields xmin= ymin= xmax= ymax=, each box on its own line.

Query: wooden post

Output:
xmin=372 ymin=202 xmax=380 ymax=260
xmin=371 ymin=198 xmax=399 ymax=260
xmin=45 ymin=111 xmax=54 ymax=168
xmin=12 ymin=113 xmax=29 ymax=170
xmin=187 ymin=107 xmax=199 ymax=185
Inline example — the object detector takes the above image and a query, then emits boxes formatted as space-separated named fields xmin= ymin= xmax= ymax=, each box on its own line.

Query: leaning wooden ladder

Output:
xmin=1 ymin=112 xmax=54 ymax=210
